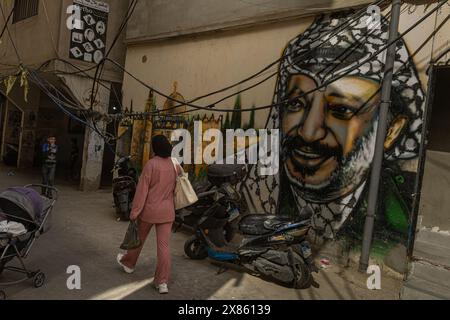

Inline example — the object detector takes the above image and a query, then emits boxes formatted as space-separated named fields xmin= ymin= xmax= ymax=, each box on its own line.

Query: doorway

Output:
xmin=35 ymin=93 xmax=86 ymax=185
xmin=1 ymin=101 xmax=24 ymax=168
xmin=100 ymin=82 xmax=122 ymax=187
xmin=419 ymin=65 xmax=450 ymax=231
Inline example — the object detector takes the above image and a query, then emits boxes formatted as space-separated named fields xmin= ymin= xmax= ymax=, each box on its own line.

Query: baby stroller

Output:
xmin=0 ymin=185 xmax=57 ymax=300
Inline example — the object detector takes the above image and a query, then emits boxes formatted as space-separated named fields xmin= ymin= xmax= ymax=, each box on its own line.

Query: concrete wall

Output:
xmin=125 ymin=0 xmax=373 ymax=43
xmin=0 ymin=0 xmax=63 ymax=70
xmin=122 ymin=3 xmax=449 ymax=127
xmin=122 ymin=18 xmax=315 ymax=127
xmin=0 ymin=0 xmax=128 ymax=83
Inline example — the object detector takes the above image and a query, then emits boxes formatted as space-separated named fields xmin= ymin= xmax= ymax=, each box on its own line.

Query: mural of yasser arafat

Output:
xmin=245 ymin=10 xmax=425 ymax=243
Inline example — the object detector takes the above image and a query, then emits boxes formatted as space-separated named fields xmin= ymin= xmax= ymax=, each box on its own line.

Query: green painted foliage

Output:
xmin=231 ymin=94 xmax=242 ymax=129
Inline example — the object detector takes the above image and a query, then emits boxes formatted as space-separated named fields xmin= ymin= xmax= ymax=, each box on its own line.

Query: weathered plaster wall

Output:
xmin=125 ymin=0 xmax=373 ymax=43
xmin=122 ymin=18 xmax=315 ymax=127
xmin=0 ymin=0 xmax=129 ymax=83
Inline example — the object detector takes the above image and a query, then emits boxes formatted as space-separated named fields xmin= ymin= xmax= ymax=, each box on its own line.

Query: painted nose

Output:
xmin=298 ymin=92 xmax=327 ymax=143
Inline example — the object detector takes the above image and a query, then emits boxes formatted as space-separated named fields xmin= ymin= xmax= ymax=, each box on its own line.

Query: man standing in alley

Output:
xmin=42 ymin=134 xmax=58 ymax=199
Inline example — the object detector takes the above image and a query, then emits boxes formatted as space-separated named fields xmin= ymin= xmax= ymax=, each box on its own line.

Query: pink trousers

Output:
xmin=120 ymin=220 xmax=173 ymax=285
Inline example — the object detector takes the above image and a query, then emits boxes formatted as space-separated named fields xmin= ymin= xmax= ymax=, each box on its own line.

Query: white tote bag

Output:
xmin=171 ymin=158 xmax=198 ymax=210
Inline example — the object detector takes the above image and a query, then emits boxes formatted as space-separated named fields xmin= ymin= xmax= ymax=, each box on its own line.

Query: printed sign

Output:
xmin=69 ymin=0 xmax=109 ymax=64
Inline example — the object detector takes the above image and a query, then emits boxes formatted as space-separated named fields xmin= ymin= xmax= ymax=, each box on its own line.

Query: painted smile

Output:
xmin=291 ymin=148 xmax=333 ymax=168
xmin=293 ymin=148 xmax=323 ymax=160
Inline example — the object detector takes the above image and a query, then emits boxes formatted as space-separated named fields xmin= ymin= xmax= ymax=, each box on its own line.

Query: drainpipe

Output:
xmin=359 ymin=0 xmax=402 ymax=273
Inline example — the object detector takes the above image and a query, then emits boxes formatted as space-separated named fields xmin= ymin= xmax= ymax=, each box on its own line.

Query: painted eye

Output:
xmin=286 ymin=97 xmax=306 ymax=112
xmin=328 ymin=104 xmax=356 ymax=120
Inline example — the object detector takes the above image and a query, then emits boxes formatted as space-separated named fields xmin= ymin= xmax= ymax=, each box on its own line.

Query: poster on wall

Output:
xmin=69 ymin=0 xmax=109 ymax=64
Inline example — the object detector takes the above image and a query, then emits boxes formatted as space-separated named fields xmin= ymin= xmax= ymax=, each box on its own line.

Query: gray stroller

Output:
xmin=0 ymin=185 xmax=57 ymax=300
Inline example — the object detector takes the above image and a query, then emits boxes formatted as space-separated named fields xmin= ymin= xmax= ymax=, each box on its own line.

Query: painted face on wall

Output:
xmin=272 ymin=10 xmax=427 ymax=206
xmin=244 ymin=11 xmax=426 ymax=223
xmin=281 ymin=74 xmax=381 ymax=202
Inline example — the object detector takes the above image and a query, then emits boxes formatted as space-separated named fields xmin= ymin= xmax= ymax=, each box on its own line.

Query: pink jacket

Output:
xmin=130 ymin=156 xmax=181 ymax=224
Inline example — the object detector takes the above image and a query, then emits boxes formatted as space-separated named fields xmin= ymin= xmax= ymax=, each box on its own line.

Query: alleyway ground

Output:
xmin=0 ymin=166 xmax=403 ymax=300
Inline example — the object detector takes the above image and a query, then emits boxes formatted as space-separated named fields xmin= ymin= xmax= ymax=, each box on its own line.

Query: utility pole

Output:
xmin=359 ymin=0 xmax=402 ymax=272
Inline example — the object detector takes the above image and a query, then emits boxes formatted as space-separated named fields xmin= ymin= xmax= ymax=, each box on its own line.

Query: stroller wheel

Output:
xmin=33 ymin=272 xmax=46 ymax=288
xmin=0 ymin=290 xmax=5 ymax=300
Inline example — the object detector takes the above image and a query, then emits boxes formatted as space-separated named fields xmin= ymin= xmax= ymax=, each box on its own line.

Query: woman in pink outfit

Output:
xmin=117 ymin=135 xmax=181 ymax=294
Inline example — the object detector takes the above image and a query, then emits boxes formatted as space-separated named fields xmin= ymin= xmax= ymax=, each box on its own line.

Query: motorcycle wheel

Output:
xmin=184 ymin=236 xmax=208 ymax=260
xmin=292 ymin=252 xmax=313 ymax=289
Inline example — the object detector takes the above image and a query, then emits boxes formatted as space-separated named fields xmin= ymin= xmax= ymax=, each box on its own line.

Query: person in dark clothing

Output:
xmin=42 ymin=135 xmax=58 ymax=199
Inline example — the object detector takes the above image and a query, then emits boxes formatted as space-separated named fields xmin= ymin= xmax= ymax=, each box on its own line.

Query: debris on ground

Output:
xmin=320 ymin=258 xmax=331 ymax=269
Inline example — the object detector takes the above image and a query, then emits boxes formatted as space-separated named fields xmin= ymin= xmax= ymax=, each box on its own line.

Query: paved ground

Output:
xmin=401 ymin=228 xmax=450 ymax=299
xmin=0 ymin=166 xmax=403 ymax=300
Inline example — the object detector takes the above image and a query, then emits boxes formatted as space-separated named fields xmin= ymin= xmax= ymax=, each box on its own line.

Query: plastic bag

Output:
xmin=120 ymin=221 xmax=141 ymax=250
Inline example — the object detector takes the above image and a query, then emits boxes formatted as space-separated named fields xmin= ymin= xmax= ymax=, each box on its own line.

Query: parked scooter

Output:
xmin=174 ymin=164 xmax=247 ymax=235
xmin=184 ymin=204 xmax=319 ymax=289
xmin=112 ymin=156 xmax=138 ymax=221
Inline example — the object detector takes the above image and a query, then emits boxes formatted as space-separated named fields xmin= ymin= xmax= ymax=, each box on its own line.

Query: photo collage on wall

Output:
xmin=69 ymin=0 xmax=109 ymax=64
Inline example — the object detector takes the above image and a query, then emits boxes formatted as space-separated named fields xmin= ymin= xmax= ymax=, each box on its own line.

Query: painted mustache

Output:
xmin=283 ymin=135 xmax=342 ymax=175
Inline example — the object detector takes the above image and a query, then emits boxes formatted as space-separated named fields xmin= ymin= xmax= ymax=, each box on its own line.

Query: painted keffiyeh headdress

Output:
xmin=243 ymin=10 xmax=425 ymax=238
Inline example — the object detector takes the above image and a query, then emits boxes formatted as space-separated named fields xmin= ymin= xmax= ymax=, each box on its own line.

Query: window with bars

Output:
xmin=13 ymin=0 xmax=39 ymax=23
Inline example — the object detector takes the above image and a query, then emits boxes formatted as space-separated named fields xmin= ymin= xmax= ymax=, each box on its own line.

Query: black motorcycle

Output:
xmin=112 ymin=156 xmax=138 ymax=221
xmin=184 ymin=203 xmax=319 ymax=289
xmin=174 ymin=164 xmax=247 ymax=235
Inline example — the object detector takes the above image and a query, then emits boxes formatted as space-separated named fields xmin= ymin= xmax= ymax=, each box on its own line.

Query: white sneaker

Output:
xmin=116 ymin=254 xmax=135 ymax=274
xmin=156 ymin=283 xmax=169 ymax=294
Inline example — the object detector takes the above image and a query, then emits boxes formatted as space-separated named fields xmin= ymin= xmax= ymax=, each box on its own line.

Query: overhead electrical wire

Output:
xmin=103 ymin=0 xmax=447 ymax=115
xmin=97 ymin=0 xmax=391 ymax=117
xmin=4 ymin=0 xmax=447 ymax=157
xmin=27 ymin=14 xmax=448 ymax=160
xmin=182 ymin=7 xmax=396 ymax=112
xmin=16 ymin=1 xmax=446 ymax=159
xmin=54 ymin=0 xmax=387 ymax=105
xmin=0 ymin=1 xmax=21 ymax=62
xmin=36 ymin=0 xmax=387 ymax=119
xmin=27 ymin=0 xmax=446 ymax=120
xmin=87 ymin=0 xmax=139 ymax=153
xmin=51 ymin=0 xmax=434 ymax=127
xmin=158 ymin=0 xmax=390 ymax=110
xmin=90 ymin=0 xmax=138 ymax=110
xmin=0 ymin=2 xmax=14 ymax=40
xmin=35 ymin=57 xmax=126 ymax=115
xmin=27 ymin=70 xmax=119 ymax=154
